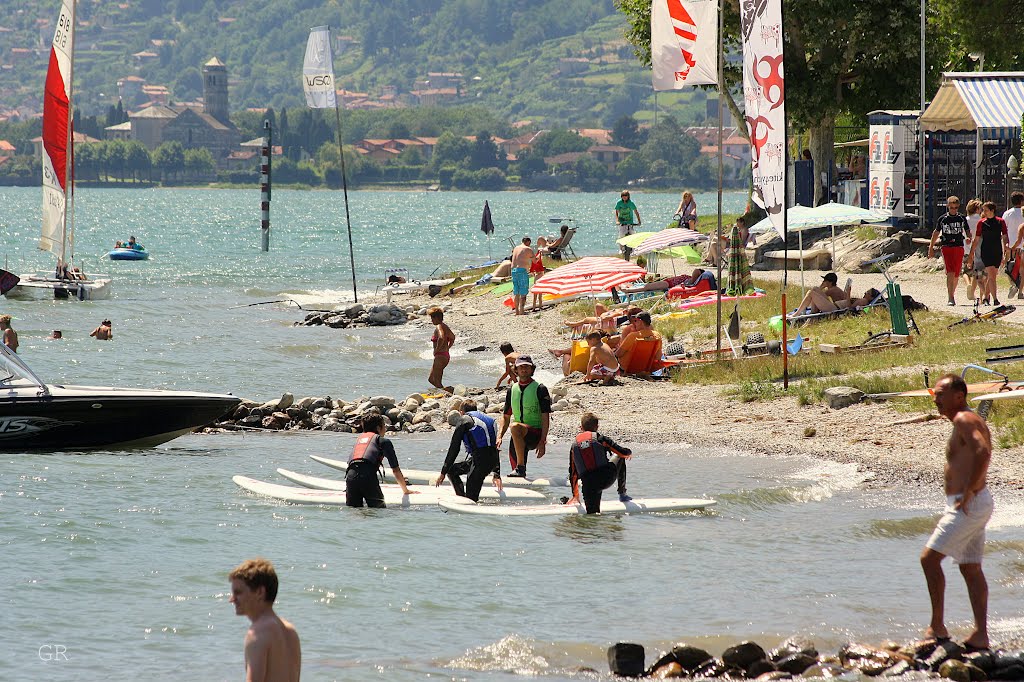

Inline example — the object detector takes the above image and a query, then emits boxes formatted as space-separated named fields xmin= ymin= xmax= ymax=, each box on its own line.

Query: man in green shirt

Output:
xmin=614 ymin=190 xmax=641 ymax=258
xmin=496 ymin=354 xmax=552 ymax=477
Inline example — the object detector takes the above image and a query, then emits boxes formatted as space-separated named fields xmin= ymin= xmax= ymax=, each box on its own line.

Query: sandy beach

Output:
xmin=404 ymin=263 xmax=1024 ymax=492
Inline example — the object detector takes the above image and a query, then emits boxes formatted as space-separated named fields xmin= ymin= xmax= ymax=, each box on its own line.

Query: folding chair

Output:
xmin=549 ymin=227 xmax=578 ymax=261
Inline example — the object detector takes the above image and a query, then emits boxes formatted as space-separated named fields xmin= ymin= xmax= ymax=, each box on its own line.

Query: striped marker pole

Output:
xmin=260 ymin=119 xmax=272 ymax=251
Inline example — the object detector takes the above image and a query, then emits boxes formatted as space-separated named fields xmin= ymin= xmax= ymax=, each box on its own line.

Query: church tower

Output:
xmin=202 ymin=57 xmax=230 ymax=124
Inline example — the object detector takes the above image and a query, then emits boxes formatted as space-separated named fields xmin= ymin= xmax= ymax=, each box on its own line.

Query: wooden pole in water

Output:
xmin=260 ymin=119 xmax=271 ymax=251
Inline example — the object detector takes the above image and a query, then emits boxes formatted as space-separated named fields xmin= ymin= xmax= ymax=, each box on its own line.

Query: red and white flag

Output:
xmin=740 ymin=0 xmax=786 ymax=235
xmin=651 ymin=0 xmax=718 ymax=90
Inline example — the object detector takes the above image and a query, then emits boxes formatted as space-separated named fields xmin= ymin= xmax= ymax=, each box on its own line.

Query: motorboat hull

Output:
xmin=107 ymin=248 xmax=149 ymax=261
xmin=0 ymin=385 xmax=240 ymax=450
xmin=9 ymin=274 xmax=113 ymax=301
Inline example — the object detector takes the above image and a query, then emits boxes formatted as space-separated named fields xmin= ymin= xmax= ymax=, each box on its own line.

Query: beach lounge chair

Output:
xmin=619 ymin=337 xmax=675 ymax=376
xmin=549 ymin=227 xmax=578 ymax=261
xmin=785 ymin=289 xmax=887 ymax=326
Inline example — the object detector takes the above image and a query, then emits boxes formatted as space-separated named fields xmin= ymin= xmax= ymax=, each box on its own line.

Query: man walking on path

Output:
xmin=1002 ymin=192 xmax=1024 ymax=299
xmin=510 ymin=237 xmax=534 ymax=316
xmin=229 ymin=558 xmax=301 ymax=682
xmin=614 ymin=190 xmax=641 ymax=258
xmin=920 ymin=374 xmax=994 ymax=651
xmin=929 ymin=196 xmax=972 ymax=306
xmin=497 ymin=355 xmax=552 ymax=477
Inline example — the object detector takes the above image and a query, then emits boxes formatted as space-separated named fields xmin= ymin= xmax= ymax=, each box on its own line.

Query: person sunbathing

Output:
xmin=550 ymin=331 xmax=619 ymax=376
xmin=563 ymin=304 xmax=640 ymax=332
xmin=791 ymin=287 xmax=881 ymax=316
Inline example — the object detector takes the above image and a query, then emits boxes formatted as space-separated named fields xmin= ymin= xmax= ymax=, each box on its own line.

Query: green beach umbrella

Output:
xmin=725 ymin=224 xmax=754 ymax=297
xmin=616 ymin=231 xmax=656 ymax=248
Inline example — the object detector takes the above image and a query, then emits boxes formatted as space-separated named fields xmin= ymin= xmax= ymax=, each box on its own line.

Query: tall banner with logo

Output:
xmin=651 ymin=0 xmax=718 ymax=90
xmin=867 ymin=124 xmax=905 ymax=217
xmin=740 ymin=0 xmax=786 ymax=235
xmin=303 ymin=26 xmax=337 ymax=109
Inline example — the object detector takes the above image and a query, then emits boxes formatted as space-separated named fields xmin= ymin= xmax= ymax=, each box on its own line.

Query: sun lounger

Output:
xmin=784 ymin=290 xmax=887 ymax=326
xmin=619 ymin=338 xmax=676 ymax=376
xmin=549 ymin=227 xmax=579 ymax=261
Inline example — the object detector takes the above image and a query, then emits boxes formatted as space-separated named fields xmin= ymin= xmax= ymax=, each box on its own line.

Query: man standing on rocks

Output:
xmin=435 ymin=399 xmax=502 ymax=501
xmin=497 ymin=355 xmax=552 ymax=477
xmin=510 ymin=237 xmax=534 ymax=316
xmin=345 ymin=414 xmax=416 ymax=508
xmin=920 ymin=374 xmax=994 ymax=651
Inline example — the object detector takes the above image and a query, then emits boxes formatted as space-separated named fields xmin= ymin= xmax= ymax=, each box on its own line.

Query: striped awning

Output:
xmin=921 ymin=72 xmax=1024 ymax=139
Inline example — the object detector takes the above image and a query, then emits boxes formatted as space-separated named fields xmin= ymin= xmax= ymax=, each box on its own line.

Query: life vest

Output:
xmin=571 ymin=431 xmax=609 ymax=474
xmin=461 ymin=411 xmax=497 ymax=454
xmin=349 ymin=432 xmax=383 ymax=468
xmin=510 ymin=381 xmax=542 ymax=428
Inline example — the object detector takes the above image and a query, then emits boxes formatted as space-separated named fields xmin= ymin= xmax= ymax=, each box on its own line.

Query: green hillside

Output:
xmin=0 ymin=0 xmax=710 ymax=128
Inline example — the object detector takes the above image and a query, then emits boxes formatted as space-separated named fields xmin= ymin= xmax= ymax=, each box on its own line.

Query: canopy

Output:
xmin=633 ymin=228 xmax=708 ymax=255
xmin=531 ymin=257 xmax=646 ymax=297
xmin=749 ymin=202 xmax=888 ymax=237
xmin=920 ymin=72 xmax=1024 ymax=139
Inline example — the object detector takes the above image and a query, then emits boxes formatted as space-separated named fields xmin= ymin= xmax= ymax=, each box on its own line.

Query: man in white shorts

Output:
xmin=920 ymin=374 xmax=994 ymax=651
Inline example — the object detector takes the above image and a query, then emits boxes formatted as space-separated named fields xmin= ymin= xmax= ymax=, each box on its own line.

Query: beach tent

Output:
xmin=920 ymin=72 xmax=1024 ymax=198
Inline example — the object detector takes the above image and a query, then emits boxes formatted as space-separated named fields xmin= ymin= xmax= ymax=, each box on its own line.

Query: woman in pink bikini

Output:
xmin=427 ymin=307 xmax=456 ymax=392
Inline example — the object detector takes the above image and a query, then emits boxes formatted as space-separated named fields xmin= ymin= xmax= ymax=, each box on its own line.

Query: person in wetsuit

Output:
xmin=345 ymin=414 xmax=415 ymax=508
xmin=567 ymin=412 xmax=632 ymax=514
xmin=434 ymin=400 xmax=502 ymax=501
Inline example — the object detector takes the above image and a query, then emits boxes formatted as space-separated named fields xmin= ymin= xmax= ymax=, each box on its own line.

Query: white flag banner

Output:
xmin=740 ymin=0 xmax=786 ymax=235
xmin=303 ymin=26 xmax=337 ymax=109
xmin=651 ymin=0 xmax=718 ymax=90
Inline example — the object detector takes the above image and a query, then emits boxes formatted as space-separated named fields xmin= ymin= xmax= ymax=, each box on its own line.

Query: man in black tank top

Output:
xmin=928 ymin=196 xmax=971 ymax=306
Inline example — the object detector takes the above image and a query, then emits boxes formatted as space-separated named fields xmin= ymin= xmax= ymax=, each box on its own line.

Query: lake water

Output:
xmin=1 ymin=187 xmax=1023 ymax=681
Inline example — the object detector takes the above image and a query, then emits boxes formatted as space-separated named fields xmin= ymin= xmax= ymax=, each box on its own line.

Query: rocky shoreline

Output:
xmin=604 ymin=637 xmax=1024 ymax=680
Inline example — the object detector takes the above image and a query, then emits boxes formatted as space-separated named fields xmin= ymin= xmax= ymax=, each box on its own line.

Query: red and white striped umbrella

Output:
xmin=531 ymin=257 xmax=646 ymax=297
xmin=632 ymin=228 xmax=708 ymax=255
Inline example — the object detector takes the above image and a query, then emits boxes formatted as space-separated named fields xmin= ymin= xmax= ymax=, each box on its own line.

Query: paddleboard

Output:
xmin=491 ymin=281 xmax=515 ymax=296
xmin=235 ymin=475 xmax=467 ymax=507
xmin=310 ymin=455 xmax=570 ymax=487
xmin=438 ymin=497 xmax=717 ymax=516
xmin=275 ymin=468 xmax=547 ymax=501
xmin=870 ymin=381 xmax=1024 ymax=399
xmin=973 ymin=389 xmax=1024 ymax=402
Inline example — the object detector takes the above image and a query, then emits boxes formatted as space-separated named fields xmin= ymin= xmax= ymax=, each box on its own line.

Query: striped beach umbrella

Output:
xmin=726 ymin=224 xmax=754 ymax=296
xmin=632 ymin=228 xmax=708 ymax=256
xmin=531 ymin=257 xmax=647 ymax=297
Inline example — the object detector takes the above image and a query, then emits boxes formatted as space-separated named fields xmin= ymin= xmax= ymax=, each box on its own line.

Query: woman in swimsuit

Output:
xmin=427 ymin=307 xmax=456 ymax=391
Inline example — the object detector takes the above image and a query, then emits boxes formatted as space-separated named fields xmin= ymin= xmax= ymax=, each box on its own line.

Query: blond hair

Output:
xmin=966 ymin=199 xmax=982 ymax=215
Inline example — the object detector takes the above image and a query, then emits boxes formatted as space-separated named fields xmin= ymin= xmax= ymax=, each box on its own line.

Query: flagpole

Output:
xmin=334 ymin=102 xmax=358 ymax=303
xmin=714 ymin=0 xmax=724 ymax=354
xmin=781 ymin=6 xmax=790 ymax=390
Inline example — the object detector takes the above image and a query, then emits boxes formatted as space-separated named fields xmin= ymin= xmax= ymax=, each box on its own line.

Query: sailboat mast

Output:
xmin=59 ymin=0 xmax=76 ymax=271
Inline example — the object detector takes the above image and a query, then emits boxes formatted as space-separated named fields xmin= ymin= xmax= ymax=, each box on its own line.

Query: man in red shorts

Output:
xmin=929 ymin=195 xmax=972 ymax=306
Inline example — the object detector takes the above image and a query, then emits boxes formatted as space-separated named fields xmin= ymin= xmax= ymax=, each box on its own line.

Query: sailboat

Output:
xmin=8 ymin=0 xmax=111 ymax=300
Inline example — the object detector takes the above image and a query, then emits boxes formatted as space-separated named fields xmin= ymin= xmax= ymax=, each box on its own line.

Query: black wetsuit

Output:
xmin=441 ymin=411 xmax=499 ymax=502
xmin=345 ymin=432 xmax=399 ymax=508
xmin=569 ymin=431 xmax=631 ymax=514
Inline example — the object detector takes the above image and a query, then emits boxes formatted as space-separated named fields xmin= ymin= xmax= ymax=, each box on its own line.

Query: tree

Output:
xmin=153 ymin=141 xmax=185 ymax=183
xmin=432 ymin=131 xmax=473 ymax=169
xmin=469 ymin=131 xmax=503 ymax=170
xmin=184 ymin=147 xmax=216 ymax=180
xmin=124 ymin=141 xmax=152 ymax=182
xmin=103 ymin=140 xmax=128 ymax=182
xmin=530 ymin=128 xmax=592 ymax=157
xmin=611 ymin=115 xmax=646 ymax=150
xmin=613 ymin=0 xmax=995 ymax=204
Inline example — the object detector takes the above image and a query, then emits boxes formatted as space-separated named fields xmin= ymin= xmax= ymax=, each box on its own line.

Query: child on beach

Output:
xmin=530 ymin=237 xmax=547 ymax=311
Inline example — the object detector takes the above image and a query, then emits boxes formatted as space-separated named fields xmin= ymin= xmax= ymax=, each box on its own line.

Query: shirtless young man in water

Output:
xmin=920 ymin=374 xmax=994 ymax=651
xmin=229 ymin=558 xmax=301 ymax=682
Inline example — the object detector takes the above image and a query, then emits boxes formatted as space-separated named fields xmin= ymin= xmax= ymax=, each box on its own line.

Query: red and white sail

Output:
xmin=651 ymin=0 xmax=718 ymax=90
xmin=40 ymin=0 xmax=75 ymax=258
xmin=740 ymin=0 xmax=786 ymax=236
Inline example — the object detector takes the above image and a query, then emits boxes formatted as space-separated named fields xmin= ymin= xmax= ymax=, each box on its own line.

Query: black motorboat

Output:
xmin=0 ymin=344 xmax=240 ymax=450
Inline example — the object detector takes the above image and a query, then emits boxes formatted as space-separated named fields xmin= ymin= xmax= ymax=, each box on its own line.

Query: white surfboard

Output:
xmin=234 ymin=475 xmax=454 ymax=507
xmin=275 ymin=468 xmax=546 ymax=501
xmin=973 ymin=390 xmax=1024 ymax=402
xmin=310 ymin=455 xmax=570 ymax=488
xmin=437 ymin=497 xmax=717 ymax=516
